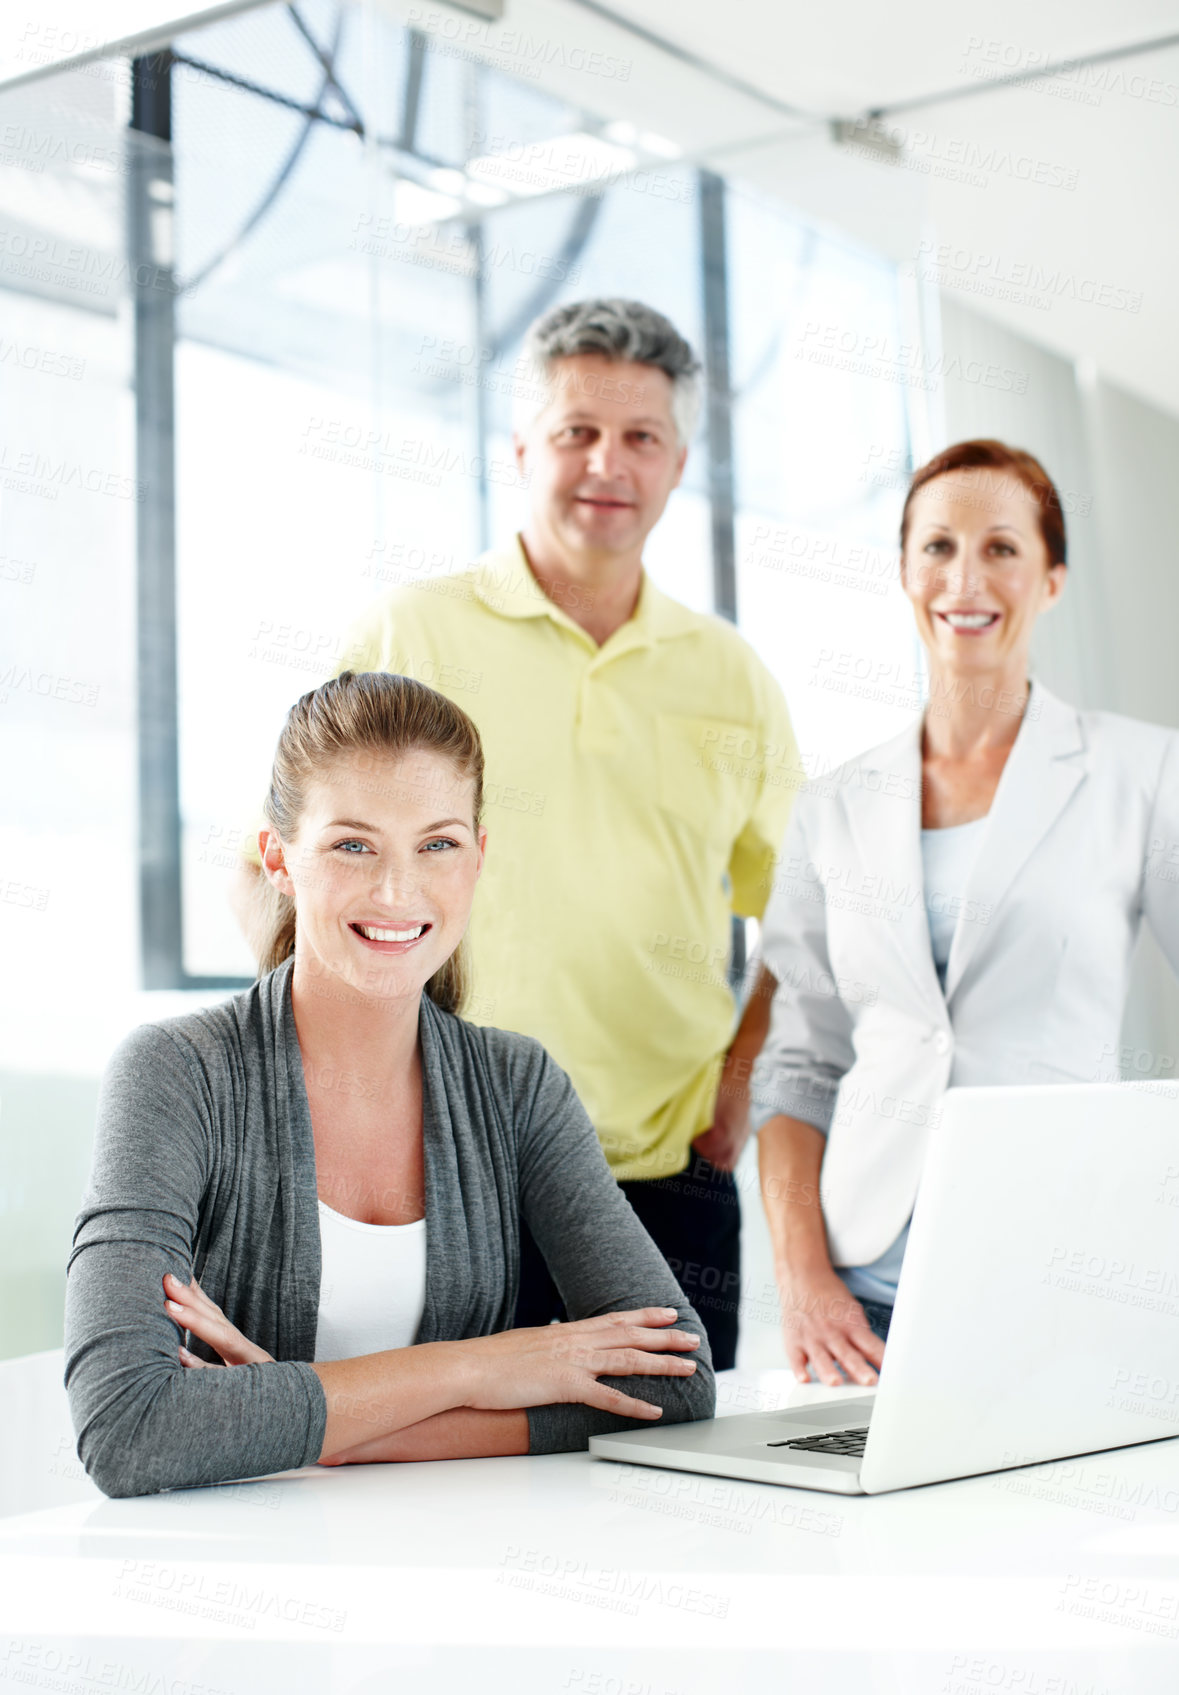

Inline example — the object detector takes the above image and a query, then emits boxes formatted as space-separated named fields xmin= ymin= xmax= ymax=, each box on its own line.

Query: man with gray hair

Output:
xmin=331 ymin=297 xmax=797 ymax=1366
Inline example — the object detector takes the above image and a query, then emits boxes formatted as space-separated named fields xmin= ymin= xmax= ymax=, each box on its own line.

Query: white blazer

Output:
xmin=753 ymin=680 xmax=1179 ymax=1269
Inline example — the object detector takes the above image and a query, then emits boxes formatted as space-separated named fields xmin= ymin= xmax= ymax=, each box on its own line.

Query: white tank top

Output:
xmin=314 ymin=1201 xmax=428 ymax=1362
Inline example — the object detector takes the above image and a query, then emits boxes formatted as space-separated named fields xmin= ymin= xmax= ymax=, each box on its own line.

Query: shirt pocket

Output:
xmin=656 ymin=713 xmax=756 ymax=848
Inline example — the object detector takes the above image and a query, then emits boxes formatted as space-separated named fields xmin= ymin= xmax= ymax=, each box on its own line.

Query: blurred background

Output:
xmin=3 ymin=0 xmax=1179 ymax=1361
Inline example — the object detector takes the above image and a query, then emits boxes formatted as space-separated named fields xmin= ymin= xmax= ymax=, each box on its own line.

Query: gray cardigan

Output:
xmin=65 ymin=959 xmax=715 ymax=1497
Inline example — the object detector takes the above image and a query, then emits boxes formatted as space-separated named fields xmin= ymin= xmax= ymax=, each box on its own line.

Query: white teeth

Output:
xmin=943 ymin=612 xmax=997 ymax=629
xmin=356 ymin=924 xmax=425 ymax=942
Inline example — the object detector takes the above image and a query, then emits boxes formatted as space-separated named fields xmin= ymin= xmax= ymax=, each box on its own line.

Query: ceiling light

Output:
xmin=603 ymin=119 xmax=680 ymax=159
xmin=830 ymin=118 xmax=904 ymax=164
xmin=425 ymin=166 xmax=467 ymax=196
xmin=466 ymin=132 xmax=637 ymax=199
xmin=462 ymin=180 xmax=510 ymax=207
xmin=391 ymin=179 xmax=462 ymax=225
xmin=636 ymin=129 xmax=681 ymax=159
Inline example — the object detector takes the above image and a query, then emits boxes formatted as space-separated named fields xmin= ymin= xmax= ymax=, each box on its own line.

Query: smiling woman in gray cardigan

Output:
xmin=64 ymin=674 xmax=714 ymax=1498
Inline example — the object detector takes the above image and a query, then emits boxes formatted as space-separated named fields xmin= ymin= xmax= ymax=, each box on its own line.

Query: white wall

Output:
xmin=1084 ymin=379 xmax=1179 ymax=1079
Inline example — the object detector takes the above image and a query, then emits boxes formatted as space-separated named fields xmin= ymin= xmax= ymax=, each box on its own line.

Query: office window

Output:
xmin=172 ymin=7 xmax=483 ymax=978
xmin=727 ymin=181 xmax=926 ymax=775
xmin=0 ymin=61 xmax=139 ymax=1037
xmin=0 ymin=2 xmax=926 ymax=993
xmin=167 ymin=3 xmax=720 ymax=982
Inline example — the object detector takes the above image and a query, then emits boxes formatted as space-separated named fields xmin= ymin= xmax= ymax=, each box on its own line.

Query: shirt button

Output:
xmin=932 ymin=1030 xmax=952 ymax=1056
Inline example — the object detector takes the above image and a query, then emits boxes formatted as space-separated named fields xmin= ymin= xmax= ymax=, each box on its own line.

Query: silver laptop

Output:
xmin=591 ymin=1083 xmax=1179 ymax=1494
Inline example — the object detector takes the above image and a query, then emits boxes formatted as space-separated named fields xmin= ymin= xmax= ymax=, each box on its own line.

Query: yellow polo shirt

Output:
xmin=342 ymin=538 xmax=798 ymax=1180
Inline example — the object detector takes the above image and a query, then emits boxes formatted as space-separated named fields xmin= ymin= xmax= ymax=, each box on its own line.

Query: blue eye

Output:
xmin=423 ymin=838 xmax=459 ymax=852
xmin=334 ymin=840 xmax=372 ymax=854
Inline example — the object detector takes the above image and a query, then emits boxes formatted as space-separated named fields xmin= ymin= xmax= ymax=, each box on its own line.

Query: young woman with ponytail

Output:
xmin=65 ymin=672 xmax=713 ymax=1498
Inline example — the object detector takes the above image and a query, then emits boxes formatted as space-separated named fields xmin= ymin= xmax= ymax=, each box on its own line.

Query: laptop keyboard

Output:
xmin=767 ymin=1426 xmax=870 ymax=1457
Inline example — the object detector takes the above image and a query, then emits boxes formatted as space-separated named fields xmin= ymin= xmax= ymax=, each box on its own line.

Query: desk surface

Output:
xmin=3 ymin=1350 xmax=1179 ymax=1692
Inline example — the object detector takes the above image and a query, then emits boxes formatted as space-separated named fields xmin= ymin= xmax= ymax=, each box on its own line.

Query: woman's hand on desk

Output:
xmin=164 ymin=1272 xmax=274 ymax=1368
xmin=457 ymin=1308 xmax=702 ymax=1421
xmin=776 ymin=1265 xmax=884 ymax=1388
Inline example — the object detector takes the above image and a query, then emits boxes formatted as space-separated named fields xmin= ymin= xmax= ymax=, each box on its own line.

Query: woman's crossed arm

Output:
xmin=165 ymin=1271 xmax=701 ymax=1463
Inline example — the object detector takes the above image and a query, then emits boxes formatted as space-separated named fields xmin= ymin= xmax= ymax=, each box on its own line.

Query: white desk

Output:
xmin=3 ymin=1349 xmax=1179 ymax=1692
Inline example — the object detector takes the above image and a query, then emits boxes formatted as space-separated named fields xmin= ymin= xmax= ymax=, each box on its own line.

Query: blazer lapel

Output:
xmin=944 ymin=681 xmax=1088 ymax=1000
xmin=845 ymin=716 xmax=944 ymax=1010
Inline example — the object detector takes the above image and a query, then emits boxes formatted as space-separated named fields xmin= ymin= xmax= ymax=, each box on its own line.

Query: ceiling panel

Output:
xmin=595 ymin=0 xmax=1179 ymax=116
xmin=0 ymin=1 xmax=269 ymax=89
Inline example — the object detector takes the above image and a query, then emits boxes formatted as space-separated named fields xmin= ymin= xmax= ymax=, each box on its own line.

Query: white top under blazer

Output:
xmin=921 ymin=816 xmax=988 ymax=990
xmin=753 ymin=679 xmax=1179 ymax=1270
xmin=314 ymin=1201 xmax=427 ymax=1362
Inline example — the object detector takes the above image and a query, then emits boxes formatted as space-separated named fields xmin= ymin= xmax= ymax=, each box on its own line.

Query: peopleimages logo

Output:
xmin=914 ymin=240 xmax=1143 ymax=313
xmin=406 ymin=6 xmax=633 ymax=80
xmin=942 ymin=1652 xmax=1115 ymax=1694
xmin=840 ymin=119 xmax=1080 ymax=191
xmin=1043 ymin=1246 xmax=1179 ymax=1317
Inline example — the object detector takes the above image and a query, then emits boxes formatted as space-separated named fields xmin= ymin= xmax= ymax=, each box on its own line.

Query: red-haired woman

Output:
xmin=753 ymin=440 xmax=1179 ymax=1387
xmin=65 ymin=672 xmax=712 ymax=1497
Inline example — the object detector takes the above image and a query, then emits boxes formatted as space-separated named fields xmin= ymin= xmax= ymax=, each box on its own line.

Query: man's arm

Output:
xmin=693 ymin=663 xmax=799 ymax=1171
xmin=691 ymin=962 xmax=776 ymax=1171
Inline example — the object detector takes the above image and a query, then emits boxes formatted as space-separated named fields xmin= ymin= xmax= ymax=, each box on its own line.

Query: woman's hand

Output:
xmin=776 ymin=1265 xmax=884 ymax=1388
xmin=456 ymin=1307 xmax=701 ymax=1420
xmin=163 ymin=1271 xmax=274 ymax=1368
xmin=758 ymin=1116 xmax=883 ymax=1387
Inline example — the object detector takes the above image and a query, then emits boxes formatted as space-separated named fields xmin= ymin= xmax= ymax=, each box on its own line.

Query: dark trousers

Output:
xmin=513 ymin=1153 xmax=742 ymax=1370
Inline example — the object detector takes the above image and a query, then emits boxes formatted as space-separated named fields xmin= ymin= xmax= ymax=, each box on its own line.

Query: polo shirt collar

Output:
xmin=471 ymin=534 xmax=699 ymax=653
